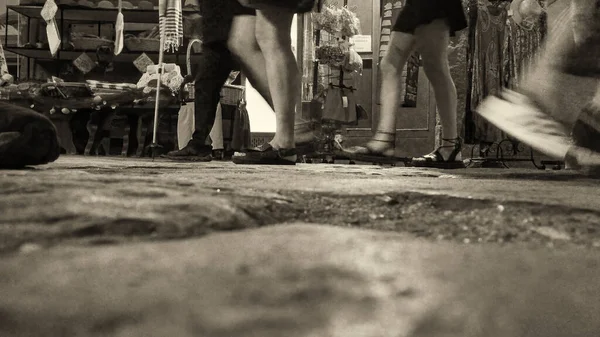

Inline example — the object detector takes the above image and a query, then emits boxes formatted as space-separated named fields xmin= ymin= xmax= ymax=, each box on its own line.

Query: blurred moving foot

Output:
xmin=476 ymin=90 xmax=573 ymax=159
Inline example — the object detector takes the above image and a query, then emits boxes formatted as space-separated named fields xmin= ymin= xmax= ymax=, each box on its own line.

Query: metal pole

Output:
xmin=150 ymin=35 xmax=165 ymax=160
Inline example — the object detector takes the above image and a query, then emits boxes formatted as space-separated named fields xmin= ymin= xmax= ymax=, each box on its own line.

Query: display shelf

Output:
xmin=5 ymin=46 xmax=202 ymax=63
xmin=8 ymin=5 xmax=196 ymax=24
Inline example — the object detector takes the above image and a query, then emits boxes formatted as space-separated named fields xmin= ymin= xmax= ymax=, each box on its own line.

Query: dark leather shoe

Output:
xmin=163 ymin=144 xmax=212 ymax=161
xmin=572 ymin=118 xmax=600 ymax=153
xmin=569 ymin=117 xmax=600 ymax=176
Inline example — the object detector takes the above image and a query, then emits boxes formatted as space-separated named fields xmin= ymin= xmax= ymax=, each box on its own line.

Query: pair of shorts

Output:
xmin=237 ymin=0 xmax=316 ymax=13
xmin=198 ymin=0 xmax=256 ymax=44
xmin=392 ymin=0 xmax=468 ymax=36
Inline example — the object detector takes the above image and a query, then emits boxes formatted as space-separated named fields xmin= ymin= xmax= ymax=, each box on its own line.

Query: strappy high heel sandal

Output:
xmin=411 ymin=137 xmax=466 ymax=169
xmin=341 ymin=131 xmax=408 ymax=164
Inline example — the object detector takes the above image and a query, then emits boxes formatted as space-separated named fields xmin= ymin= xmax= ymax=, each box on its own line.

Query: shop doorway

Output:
xmin=344 ymin=0 xmax=436 ymax=157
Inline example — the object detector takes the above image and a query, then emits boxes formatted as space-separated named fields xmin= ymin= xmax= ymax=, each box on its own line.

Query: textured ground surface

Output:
xmin=1 ymin=156 xmax=600 ymax=336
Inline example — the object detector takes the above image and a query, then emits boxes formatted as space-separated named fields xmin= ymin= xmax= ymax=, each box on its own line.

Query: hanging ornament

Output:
xmin=73 ymin=53 xmax=96 ymax=74
xmin=510 ymin=0 xmax=545 ymax=30
xmin=41 ymin=0 xmax=61 ymax=57
xmin=114 ymin=0 xmax=125 ymax=55
xmin=0 ymin=38 xmax=9 ymax=77
xmin=133 ymin=53 xmax=154 ymax=73
xmin=343 ymin=47 xmax=363 ymax=74
xmin=160 ymin=0 xmax=183 ymax=53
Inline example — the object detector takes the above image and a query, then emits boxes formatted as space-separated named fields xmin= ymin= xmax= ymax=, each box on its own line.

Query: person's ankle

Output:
xmin=270 ymin=140 xmax=295 ymax=150
xmin=294 ymin=130 xmax=315 ymax=143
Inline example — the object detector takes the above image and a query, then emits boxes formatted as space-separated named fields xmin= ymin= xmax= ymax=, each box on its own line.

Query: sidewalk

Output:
xmin=1 ymin=155 xmax=599 ymax=252
xmin=1 ymin=155 xmax=599 ymax=336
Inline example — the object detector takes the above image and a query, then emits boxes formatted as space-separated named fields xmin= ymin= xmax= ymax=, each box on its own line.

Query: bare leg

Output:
xmin=228 ymin=13 xmax=315 ymax=146
xmin=415 ymin=19 xmax=460 ymax=159
xmin=367 ymin=31 xmax=416 ymax=153
xmin=227 ymin=15 xmax=274 ymax=108
xmin=254 ymin=9 xmax=297 ymax=149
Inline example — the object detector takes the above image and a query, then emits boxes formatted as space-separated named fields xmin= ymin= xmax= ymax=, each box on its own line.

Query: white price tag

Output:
xmin=73 ymin=53 xmax=95 ymax=74
xmin=133 ymin=53 xmax=155 ymax=73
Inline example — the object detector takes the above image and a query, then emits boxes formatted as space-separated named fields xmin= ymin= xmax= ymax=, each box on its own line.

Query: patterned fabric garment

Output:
xmin=466 ymin=0 xmax=544 ymax=144
xmin=467 ymin=0 xmax=509 ymax=144
xmin=502 ymin=13 xmax=543 ymax=89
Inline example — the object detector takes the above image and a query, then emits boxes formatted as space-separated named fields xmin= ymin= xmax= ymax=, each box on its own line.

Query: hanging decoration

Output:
xmin=161 ymin=0 xmax=184 ymax=52
xmin=133 ymin=53 xmax=155 ymax=73
xmin=0 ymin=36 xmax=14 ymax=87
xmin=315 ymin=44 xmax=346 ymax=67
xmin=72 ymin=52 xmax=96 ymax=74
xmin=0 ymin=43 xmax=14 ymax=88
xmin=41 ymin=0 xmax=61 ymax=57
xmin=313 ymin=5 xmax=344 ymax=35
xmin=311 ymin=1 xmax=364 ymax=125
xmin=114 ymin=0 xmax=125 ymax=55
xmin=509 ymin=0 xmax=546 ymax=31
xmin=313 ymin=4 xmax=360 ymax=37
xmin=0 ymin=39 xmax=8 ymax=77
xmin=342 ymin=46 xmax=363 ymax=73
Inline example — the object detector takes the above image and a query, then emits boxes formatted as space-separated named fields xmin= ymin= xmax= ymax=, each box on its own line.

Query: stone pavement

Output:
xmin=1 ymin=156 xmax=600 ymax=336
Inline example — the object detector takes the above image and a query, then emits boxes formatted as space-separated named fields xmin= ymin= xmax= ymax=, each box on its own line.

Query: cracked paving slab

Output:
xmin=1 ymin=156 xmax=600 ymax=252
xmin=2 ymin=157 xmax=600 ymax=336
xmin=1 ymin=224 xmax=600 ymax=337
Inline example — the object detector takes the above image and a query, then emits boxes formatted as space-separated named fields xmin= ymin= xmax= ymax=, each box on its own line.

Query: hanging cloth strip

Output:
xmin=0 ymin=38 xmax=9 ymax=76
xmin=159 ymin=0 xmax=183 ymax=52
xmin=40 ymin=0 xmax=61 ymax=57
xmin=114 ymin=0 xmax=124 ymax=55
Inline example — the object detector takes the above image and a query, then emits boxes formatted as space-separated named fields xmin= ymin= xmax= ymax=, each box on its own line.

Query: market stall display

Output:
xmin=2 ymin=0 xmax=201 ymax=156
xmin=306 ymin=0 xmax=364 ymax=163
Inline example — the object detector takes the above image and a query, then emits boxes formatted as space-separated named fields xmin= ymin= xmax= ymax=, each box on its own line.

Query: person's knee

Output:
xmin=254 ymin=11 xmax=293 ymax=52
xmin=380 ymin=52 xmax=406 ymax=75
xmin=422 ymin=57 xmax=451 ymax=82
xmin=255 ymin=26 xmax=291 ymax=52
xmin=227 ymin=30 xmax=258 ymax=57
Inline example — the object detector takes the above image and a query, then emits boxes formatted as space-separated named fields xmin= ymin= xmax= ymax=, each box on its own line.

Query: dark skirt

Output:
xmin=237 ymin=0 xmax=316 ymax=13
xmin=393 ymin=0 xmax=468 ymax=36
xmin=198 ymin=0 xmax=255 ymax=44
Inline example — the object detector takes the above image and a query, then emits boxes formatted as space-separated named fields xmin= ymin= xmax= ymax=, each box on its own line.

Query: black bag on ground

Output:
xmin=0 ymin=102 xmax=60 ymax=168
